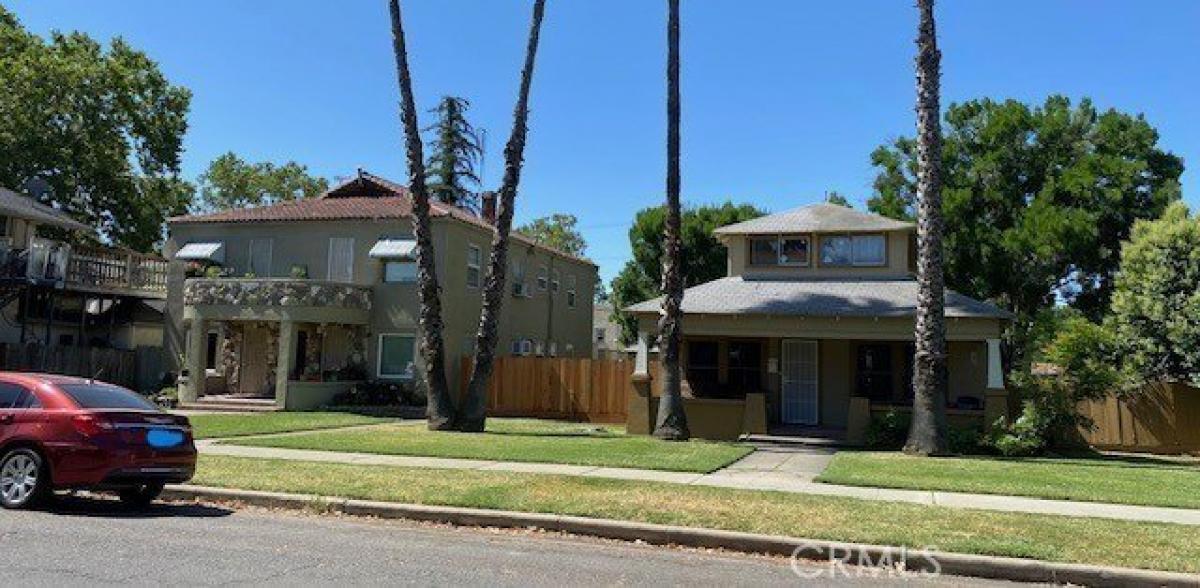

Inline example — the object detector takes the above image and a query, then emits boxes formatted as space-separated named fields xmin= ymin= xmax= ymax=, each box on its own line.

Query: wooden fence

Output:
xmin=1076 ymin=381 xmax=1200 ymax=454
xmin=461 ymin=356 xmax=658 ymax=423
xmin=0 ymin=343 xmax=139 ymax=390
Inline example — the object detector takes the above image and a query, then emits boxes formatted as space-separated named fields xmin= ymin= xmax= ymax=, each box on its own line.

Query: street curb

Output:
xmin=163 ymin=484 xmax=1198 ymax=587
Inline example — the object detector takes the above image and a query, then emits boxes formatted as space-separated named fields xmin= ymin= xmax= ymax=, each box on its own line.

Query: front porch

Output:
xmin=179 ymin=278 xmax=373 ymax=410
xmin=627 ymin=318 xmax=1009 ymax=443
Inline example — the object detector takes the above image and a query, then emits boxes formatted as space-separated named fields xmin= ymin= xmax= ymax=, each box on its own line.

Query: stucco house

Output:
xmin=164 ymin=171 xmax=597 ymax=410
xmin=624 ymin=203 xmax=1011 ymax=441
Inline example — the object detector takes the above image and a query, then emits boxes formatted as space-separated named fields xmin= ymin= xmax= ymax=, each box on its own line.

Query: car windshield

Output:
xmin=59 ymin=383 xmax=158 ymax=411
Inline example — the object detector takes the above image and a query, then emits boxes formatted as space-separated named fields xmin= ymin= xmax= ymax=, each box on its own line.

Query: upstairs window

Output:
xmin=551 ymin=269 xmax=561 ymax=293
xmin=821 ymin=234 xmax=885 ymax=267
xmin=511 ymin=261 xmax=528 ymax=297
xmin=566 ymin=275 xmax=577 ymax=308
xmin=779 ymin=237 xmax=810 ymax=266
xmin=537 ymin=265 xmax=548 ymax=291
xmin=383 ymin=261 xmax=417 ymax=283
xmin=750 ymin=237 xmax=780 ymax=266
xmin=750 ymin=235 xmax=810 ymax=266
xmin=466 ymin=244 xmax=482 ymax=289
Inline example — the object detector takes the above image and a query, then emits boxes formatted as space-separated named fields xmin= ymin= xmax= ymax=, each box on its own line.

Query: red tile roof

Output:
xmin=168 ymin=171 xmax=595 ymax=266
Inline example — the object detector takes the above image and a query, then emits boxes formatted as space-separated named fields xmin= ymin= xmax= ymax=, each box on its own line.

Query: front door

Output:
xmin=781 ymin=340 xmax=818 ymax=425
xmin=239 ymin=325 xmax=271 ymax=396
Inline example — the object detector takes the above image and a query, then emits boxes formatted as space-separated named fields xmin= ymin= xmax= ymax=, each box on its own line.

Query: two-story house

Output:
xmin=624 ymin=203 xmax=1011 ymax=441
xmin=165 ymin=170 xmax=597 ymax=410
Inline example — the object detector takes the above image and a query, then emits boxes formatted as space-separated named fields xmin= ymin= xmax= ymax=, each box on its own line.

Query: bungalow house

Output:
xmin=164 ymin=170 xmax=597 ymax=410
xmin=624 ymin=204 xmax=1011 ymax=441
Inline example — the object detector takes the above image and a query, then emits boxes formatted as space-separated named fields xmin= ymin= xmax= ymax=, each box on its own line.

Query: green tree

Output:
xmin=609 ymin=202 xmax=765 ymax=345
xmin=904 ymin=0 xmax=950 ymax=456
xmin=459 ymin=0 xmax=547 ymax=433
xmin=825 ymin=191 xmax=852 ymax=207
xmin=424 ymin=96 xmax=483 ymax=212
xmin=0 ymin=6 xmax=192 ymax=251
xmin=388 ymin=0 xmax=455 ymax=430
xmin=1108 ymin=202 xmax=1200 ymax=389
xmin=196 ymin=152 xmax=328 ymax=212
xmin=517 ymin=213 xmax=586 ymax=256
xmin=868 ymin=96 xmax=1183 ymax=361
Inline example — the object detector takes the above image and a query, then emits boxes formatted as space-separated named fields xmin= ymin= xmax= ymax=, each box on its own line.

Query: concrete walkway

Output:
xmin=197 ymin=437 xmax=1200 ymax=526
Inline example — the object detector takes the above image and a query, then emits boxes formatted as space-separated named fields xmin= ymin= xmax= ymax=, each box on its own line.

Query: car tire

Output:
xmin=118 ymin=482 xmax=165 ymax=508
xmin=0 ymin=448 xmax=49 ymax=510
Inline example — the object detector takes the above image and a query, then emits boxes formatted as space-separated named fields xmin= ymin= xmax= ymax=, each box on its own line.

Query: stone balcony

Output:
xmin=182 ymin=278 xmax=373 ymax=324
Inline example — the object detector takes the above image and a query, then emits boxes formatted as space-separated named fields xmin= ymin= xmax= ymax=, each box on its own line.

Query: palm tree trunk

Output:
xmin=387 ymin=0 xmax=455 ymax=431
xmin=653 ymin=0 xmax=689 ymax=441
xmin=905 ymin=0 xmax=949 ymax=455
xmin=458 ymin=0 xmax=547 ymax=433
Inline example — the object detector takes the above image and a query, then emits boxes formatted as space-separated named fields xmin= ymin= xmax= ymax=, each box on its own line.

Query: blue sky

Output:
xmin=7 ymin=1 xmax=1199 ymax=285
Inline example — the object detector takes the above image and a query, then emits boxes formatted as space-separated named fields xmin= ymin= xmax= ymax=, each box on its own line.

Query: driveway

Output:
xmin=0 ymin=496 xmax=1021 ymax=587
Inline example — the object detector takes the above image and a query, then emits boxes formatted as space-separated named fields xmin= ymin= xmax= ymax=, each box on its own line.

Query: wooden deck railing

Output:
xmin=65 ymin=245 xmax=168 ymax=296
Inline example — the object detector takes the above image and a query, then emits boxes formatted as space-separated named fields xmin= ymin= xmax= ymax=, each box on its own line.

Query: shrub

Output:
xmin=331 ymin=381 xmax=423 ymax=407
xmin=864 ymin=409 xmax=984 ymax=454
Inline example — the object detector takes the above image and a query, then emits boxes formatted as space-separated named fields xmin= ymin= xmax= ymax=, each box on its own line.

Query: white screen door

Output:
xmin=781 ymin=340 xmax=818 ymax=425
xmin=327 ymin=237 xmax=355 ymax=282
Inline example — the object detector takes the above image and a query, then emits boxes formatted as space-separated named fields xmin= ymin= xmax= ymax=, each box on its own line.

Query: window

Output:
xmin=551 ymin=269 xmax=560 ymax=293
xmin=566 ymin=275 xmax=577 ymax=308
xmin=14 ymin=390 xmax=41 ymax=409
xmin=856 ymin=344 xmax=895 ymax=402
xmin=466 ymin=244 xmax=482 ymax=289
xmin=521 ymin=339 xmax=533 ymax=356
xmin=685 ymin=341 xmax=720 ymax=395
xmin=511 ymin=261 xmax=528 ymax=297
xmin=60 ymin=384 xmax=159 ymax=411
xmin=384 ymin=261 xmax=417 ymax=283
xmin=750 ymin=237 xmax=779 ymax=266
xmin=851 ymin=234 xmax=886 ymax=266
xmin=726 ymin=340 xmax=762 ymax=396
xmin=537 ymin=265 xmax=548 ymax=290
xmin=780 ymin=236 xmax=810 ymax=266
xmin=249 ymin=238 xmax=273 ymax=277
xmin=511 ymin=339 xmax=523 ymax=354
xmin=0 ymin=382 xmax=24 ymax=408
xmin=594 ymin=328 xmax=606 ymax=343
xmin=378 ymin=334 xmax=416 ymax=379
xmin=328 ymin=237 xmax=355 ymax=282
xmin=821 ymin=234 xmax=886 ymax=266
xmin=205 ymin=332 xmax=219 ymax=370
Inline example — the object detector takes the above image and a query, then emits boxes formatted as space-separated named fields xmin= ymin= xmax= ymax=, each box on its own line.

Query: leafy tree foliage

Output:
xmin=609 ymin=202 xmax=764 ymax=344
xmin=196 ymin=152 xmax=328 ymax=212
xmin=824 ymin=191 xmax=852 ymax=207
xmin=0 ymin=7 xmax=192 ymax=251
xmin=868 ymin=96 xmax=1184 ymax=359
xmin=1108 ymin=202 xmax=1200 ymax=388
xmin=424 ymin=96 xmax=483 ymax=212
xmin=516 ymin=213 xmax=586 ymax=256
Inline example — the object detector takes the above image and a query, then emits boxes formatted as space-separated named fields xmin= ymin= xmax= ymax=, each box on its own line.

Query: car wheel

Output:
xmin=118 ymin=482 xmax=165 ymax=508
xmin=0 ymin=448 xmax=48 ymax=510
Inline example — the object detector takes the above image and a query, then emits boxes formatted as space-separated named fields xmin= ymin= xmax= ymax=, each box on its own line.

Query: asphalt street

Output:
xmin=1 ymin=495 xmax=1029 ymax=586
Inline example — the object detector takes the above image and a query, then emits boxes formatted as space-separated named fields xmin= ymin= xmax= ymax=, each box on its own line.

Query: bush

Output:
xmin=864 ymin=409 xmax=984 ymax=454
xmin=331 ymin=381 xmax=423 ymax=407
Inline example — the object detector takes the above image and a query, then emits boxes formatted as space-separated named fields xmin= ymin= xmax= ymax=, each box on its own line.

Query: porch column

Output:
xmin=181 ymin=318 xmax=206 ymax=403
xmin=627 ymin=330 xmax=655 ymax=435
xmin=984 ymin=338 xmax=1008 ymax=426
xmin=275 ymin=320 xmax=297 ymax=409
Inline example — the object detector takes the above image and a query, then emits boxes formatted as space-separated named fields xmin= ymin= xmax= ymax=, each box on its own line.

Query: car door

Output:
xmin=10 ymin=385 xmax=45 ymax=439
xmin=0 ymin=382 xmax=24 ymax=446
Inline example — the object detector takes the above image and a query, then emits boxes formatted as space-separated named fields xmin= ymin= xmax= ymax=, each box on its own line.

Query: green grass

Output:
xmin=187 ymin=412 xmax=394 ymax=440
xmin=193 ymin=454 xmax=1200 ymax=574
xmin=222 ymin=418 xmax=751 ymax=473
xmin=817 ymin=451 xmax=1200 ymax=509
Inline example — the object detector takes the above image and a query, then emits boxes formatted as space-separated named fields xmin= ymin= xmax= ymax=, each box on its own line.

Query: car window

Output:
xmin=59 ymin=384 xmax=158 ymax=411
xmin=13 ymin=391 xmax=41 ymax=409
xmin=0 ymin=383 xmax=24 ymax=409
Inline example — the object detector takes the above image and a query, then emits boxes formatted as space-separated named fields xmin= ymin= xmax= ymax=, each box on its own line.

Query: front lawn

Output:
xmin=193 ymin=455 xmax=1200 ymax=574
xmin=221 ymin=418 xmax=751 ymax=473
xmin=187 ymin=412 xmax=395 ymax=440
xmin=816 ymin=451 xmax=1200 ymax=509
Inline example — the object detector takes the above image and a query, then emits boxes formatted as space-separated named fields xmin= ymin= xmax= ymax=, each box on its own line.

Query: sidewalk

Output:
xmin=197 ymin=438 xmax=1200 ymax=526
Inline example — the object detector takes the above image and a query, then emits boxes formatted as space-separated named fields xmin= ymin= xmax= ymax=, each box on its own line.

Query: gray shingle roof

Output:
xmin=713 ymin=203 xmax=914 ymax=236
xmin=625 ymin=276 xmax=1012 ymax=319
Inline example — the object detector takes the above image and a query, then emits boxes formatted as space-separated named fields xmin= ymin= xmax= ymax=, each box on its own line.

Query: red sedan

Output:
xmin=0 ymin=373 xmax=195 ymax=509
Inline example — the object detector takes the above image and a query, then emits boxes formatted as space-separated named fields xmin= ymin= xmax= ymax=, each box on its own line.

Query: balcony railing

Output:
xmin=183 ymin=278 xmax=372 ymax=310
xmin=0 ymin=238 xmax=168 ymax=297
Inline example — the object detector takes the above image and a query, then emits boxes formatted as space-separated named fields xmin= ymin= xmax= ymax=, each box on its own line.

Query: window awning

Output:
xmin=175 ymin=242 xmax=225 ymax=263
xmin=369 ymin=239 xmax=417 ymax=260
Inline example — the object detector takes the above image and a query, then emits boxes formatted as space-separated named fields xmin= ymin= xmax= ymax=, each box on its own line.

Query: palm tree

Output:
xmin=387 ymin=0 xmax=456 ymax=430
xmin=458 ymin=0 xmax=547 ymax=433
xmin=904 ymin=0 xmax=949 ymax=455
xmin=653 ymin=0 xmax=689 ymax=440
xmin=424 ymin=96 xmax=484 ymax=212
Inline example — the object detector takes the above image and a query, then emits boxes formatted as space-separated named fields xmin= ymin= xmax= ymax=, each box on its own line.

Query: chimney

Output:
xmin=480 ymin=191 xmax=497 ymax=224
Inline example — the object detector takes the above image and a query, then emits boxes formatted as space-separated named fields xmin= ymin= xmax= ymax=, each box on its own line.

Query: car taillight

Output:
xmin=72 ymin=414 xmax=114 ymax=438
